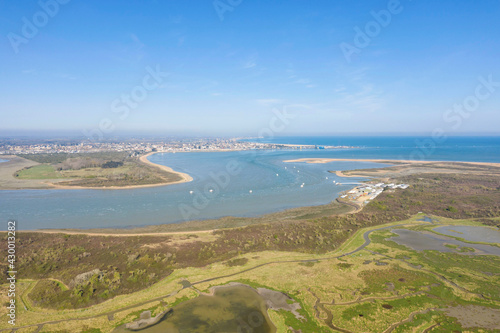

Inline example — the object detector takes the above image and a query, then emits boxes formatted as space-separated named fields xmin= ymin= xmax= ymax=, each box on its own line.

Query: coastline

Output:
xmin=139 ymin=152 xmax=193 ymax=183
xmin=32 ymin=228 xmax=216 ymax=237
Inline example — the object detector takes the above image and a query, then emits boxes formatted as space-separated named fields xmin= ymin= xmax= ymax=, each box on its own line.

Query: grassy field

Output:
xmin=17 ymin=152 xmax=131 ymax=164
xmin=15 ymin=164 xmax=62 ymax=179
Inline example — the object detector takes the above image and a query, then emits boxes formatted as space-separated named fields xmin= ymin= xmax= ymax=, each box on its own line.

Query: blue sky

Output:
xmin=1 ymin=0 xmax=499 ymax=137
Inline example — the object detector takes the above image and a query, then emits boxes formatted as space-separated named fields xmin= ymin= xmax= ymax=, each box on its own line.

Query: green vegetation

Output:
xmin=15 ymin=164 xmax=62 ymax=179
xmin=114 ymin=304 xmax=162 ymax=327
xmin=17 ymin=151 xmax=130 ymax=164
xmin=224 ymin=257 xmax=249 ymax=267
xmin=278 ymin=308 xmax=331 ymax=333
xmin=359 ymin=265 xmax=435 ymax=295
xmin=101 ymin=161 xmax=124 ymax=168
xmin=393 ymin=311 xmax=474 ymax=333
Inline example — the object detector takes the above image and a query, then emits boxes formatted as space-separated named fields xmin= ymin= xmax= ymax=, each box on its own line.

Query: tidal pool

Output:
xmin=113 ymin=285 xmax=276 ymax=333
xmin=389 ymin=229 xmax=500 ymax=256
xmin=433 ymin=225 xmax=500 ymax=244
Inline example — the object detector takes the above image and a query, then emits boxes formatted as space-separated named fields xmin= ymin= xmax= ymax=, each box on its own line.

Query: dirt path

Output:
xmin=335 ymin=198 xmax=363 ymax=215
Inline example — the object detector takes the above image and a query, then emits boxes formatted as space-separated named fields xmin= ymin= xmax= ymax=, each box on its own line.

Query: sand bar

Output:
xmin=283 ymin=157 xmax=500 ymax=167
xmin=284 ymin=158 xmax=500 ymax=178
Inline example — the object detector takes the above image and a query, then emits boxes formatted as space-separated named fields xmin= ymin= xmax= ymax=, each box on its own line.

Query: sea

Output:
xmin=1 ymin=136 xmax=499 ymax=230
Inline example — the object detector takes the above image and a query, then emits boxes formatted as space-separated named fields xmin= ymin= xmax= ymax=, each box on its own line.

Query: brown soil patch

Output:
xmin=443 ymin=305 xmax=500 ymax=330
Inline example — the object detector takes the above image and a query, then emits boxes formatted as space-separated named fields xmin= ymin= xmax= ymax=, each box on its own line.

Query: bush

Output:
xmin=446 ymin=206 xmax=458 ymax=212
xmin=101 ymin=161 xmax=124 ymax=168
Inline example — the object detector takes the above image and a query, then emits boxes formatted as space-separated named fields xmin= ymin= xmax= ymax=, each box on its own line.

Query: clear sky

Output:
xmin=1 ymin=0 xmax=499 ymax=137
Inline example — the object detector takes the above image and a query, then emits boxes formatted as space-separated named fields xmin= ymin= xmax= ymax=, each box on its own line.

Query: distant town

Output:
xmin=0 ymin=138 xmax=357 ymax=155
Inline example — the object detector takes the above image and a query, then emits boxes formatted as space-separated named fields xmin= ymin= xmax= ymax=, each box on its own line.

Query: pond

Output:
xmin=113 ymin=284 xmax=276 ymax=333
xmin=433 ymin=225 xmax=500 ymax=244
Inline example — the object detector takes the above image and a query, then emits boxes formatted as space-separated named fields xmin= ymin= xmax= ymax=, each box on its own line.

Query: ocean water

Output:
xmin=1 ymin=136 xmax=499 ymax=230
xmin=244 ymin=136 xmax=500 ymax=163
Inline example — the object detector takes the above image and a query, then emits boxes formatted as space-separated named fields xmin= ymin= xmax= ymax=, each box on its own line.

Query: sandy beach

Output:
xmin=139 ymin=152 xmax=193 ymax=182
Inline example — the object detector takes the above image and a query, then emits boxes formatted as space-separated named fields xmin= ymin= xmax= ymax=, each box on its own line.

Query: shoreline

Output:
xmin=32 ymin=228 xmax=216 ymax=237
xmin=139 ymin=152 xmax=193 ymax=184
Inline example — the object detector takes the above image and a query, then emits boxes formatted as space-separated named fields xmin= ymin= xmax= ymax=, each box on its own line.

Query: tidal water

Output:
xmin=389 ymin=229 xmax=500 ymax=256
xmin=1 ymin=150 xmax=380 ymax=230
xmin=434 ymin=225 xmax=500 ymax=244
xmin=1 ymin=136 xmax=499 ymax=230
